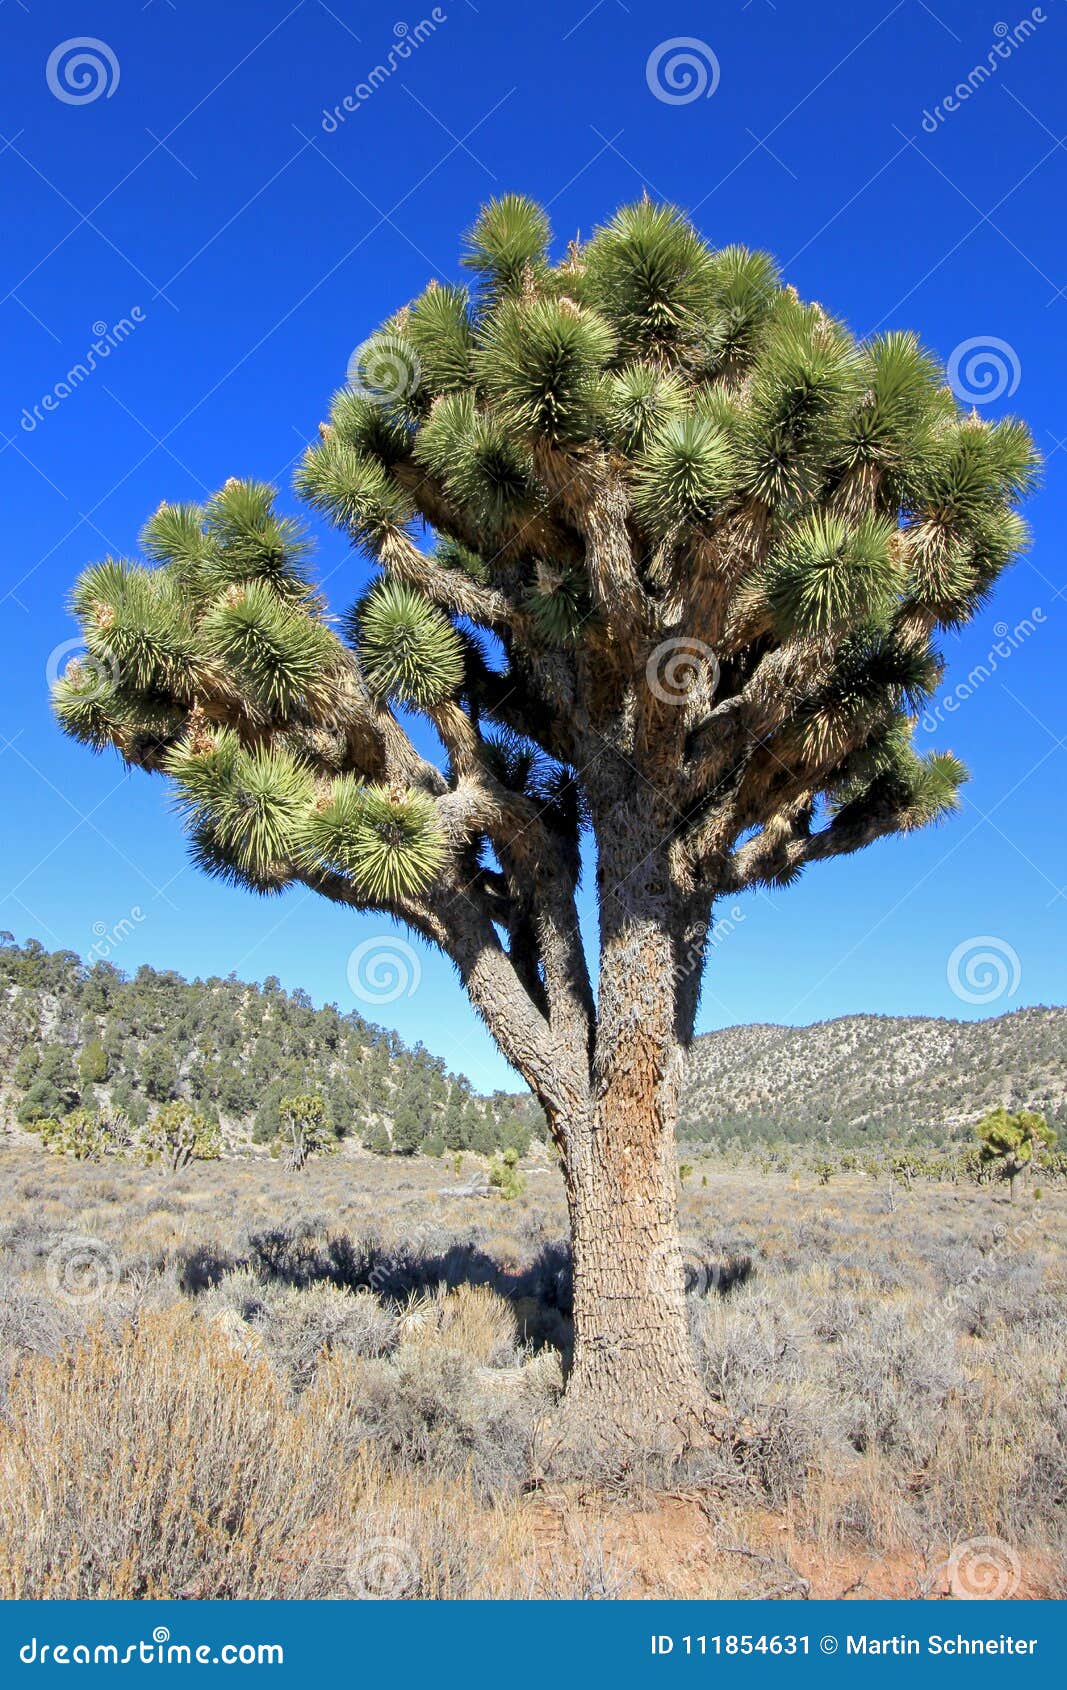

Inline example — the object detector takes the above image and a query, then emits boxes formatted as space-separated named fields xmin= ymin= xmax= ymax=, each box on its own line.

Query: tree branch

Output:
xmin=718 ymin=804 xmax=905 ymax=891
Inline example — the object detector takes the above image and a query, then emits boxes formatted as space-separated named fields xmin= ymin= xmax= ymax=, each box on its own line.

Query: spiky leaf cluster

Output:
xmin=141 ymin=1099 xmax=222 ymax=1170
xmin=56 ymin=196 xmax=1039 ymax=998
xmin=349 ymin=578 xmax=465 ymax=705
xmin=975 ymin=1106 xmax=1056 ymax=1189
xmin=303 ymin=779 xmax=445 ymax=900
xmin=54 ymin=482 xmax=450 ymax=906
xmin=760 ymin=512 xmax=899 ymax=637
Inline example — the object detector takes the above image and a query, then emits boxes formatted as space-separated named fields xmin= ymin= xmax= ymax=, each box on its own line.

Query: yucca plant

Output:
xmin=54 ymin=195 xmax=1038 ymax=1460
xmin=975 ymin=1106 xmax=1056 ymax=1202
xmin=37 ymin=1106 xmax=132 ymax=1162
xmin=140 ymin=1100 xmax=221 ymax=1173
xmin=278 ymin=1092 xmax=333 ymax=1171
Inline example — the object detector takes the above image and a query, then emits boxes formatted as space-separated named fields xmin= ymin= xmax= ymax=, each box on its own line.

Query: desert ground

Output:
xmin=0 ymin=1142 xmax=1063 ymax=1600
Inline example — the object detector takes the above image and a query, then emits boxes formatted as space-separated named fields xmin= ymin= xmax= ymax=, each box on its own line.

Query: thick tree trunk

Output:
xmin=561 ymin=1093 xmax=710 ymax=1449
xmin=550 ymin=793 xmax=715 ymax=1462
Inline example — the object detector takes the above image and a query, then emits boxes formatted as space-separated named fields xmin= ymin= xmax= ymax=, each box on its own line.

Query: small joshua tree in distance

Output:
xmin=53 ymin=195 xmax=1037 ymax=1458
xmin=488 ymin=1144 xmax=524 ymax=1200
xmin=976 ymin=1106 xmax=1056 ymax=1202
xmin=141 ymin=1100 xmax=222 ymax=1174
xmin=278 ymin=1091 xmax=332 ymax=1170
xmin=36 ymin=1104 xmax=132 ymax=1162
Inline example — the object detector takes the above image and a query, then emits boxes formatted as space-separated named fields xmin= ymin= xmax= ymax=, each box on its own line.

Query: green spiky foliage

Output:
xmin=302 ymin=779 xmax=445 ymax=901
xmin=278 ymin=1091 xmax=334 ymax=1170
xmin=55 ymin=193 xmax=1038 ymax=1058
xmin=37 ymin=1105 xmax=132 ymax=1162
xmin=975 ymin=1106 xmax=1057 ymax=1201
xmin=141 ymin=1099 xmax=221 ymax=1172
xmin=55 ymin=197 xmax=1038 ymax=1432
xmin=349 ymin=577 xmax=465 ymax=705
xmin=55 ymin=482 xmax=449 ymax=908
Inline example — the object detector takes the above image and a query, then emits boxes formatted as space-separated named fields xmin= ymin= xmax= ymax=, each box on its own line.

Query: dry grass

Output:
xmin=0 ymin=1143 xmax=1063 ymax=1599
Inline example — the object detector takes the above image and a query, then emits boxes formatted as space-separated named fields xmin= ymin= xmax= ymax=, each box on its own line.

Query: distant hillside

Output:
xmin=3 ymin=938 xmax=1062 ymax=1157
xmin=680 ymin=1008 xmax=1067 ymax=1147
xmin=0 ymin=937 xmax=541 ymax=1156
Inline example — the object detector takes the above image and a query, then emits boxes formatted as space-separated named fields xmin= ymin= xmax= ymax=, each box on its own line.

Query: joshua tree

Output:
xmin=141 ymin=1100 xmax=221 ymax=1173
xmin=976 ymin=1106 xmax=1056 ymax=1201
xmin=36 ymin=1104 xmax=132 ymax=1162
xmin=53 ymin=196 xmax=1036 ymax=1453
xmin=278 ymin=1091 xmax=332 ymax=1170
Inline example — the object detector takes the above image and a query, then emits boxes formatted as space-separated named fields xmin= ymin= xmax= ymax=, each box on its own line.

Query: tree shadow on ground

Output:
xmin=176 ymin=1231 xmax=754 ymax=1369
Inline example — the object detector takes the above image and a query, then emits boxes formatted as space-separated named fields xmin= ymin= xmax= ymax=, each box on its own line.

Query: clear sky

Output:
xmin=1 ymin=0 xmax=1065 ymax=1092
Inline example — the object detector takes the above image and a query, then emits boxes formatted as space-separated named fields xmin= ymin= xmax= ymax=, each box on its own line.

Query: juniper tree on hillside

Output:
xmin=54 ymin=196 xmax=1038 ymax=1452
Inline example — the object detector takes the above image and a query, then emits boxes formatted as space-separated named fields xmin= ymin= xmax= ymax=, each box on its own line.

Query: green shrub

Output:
xmin=34 ymin=1106 xmax=131 ymax=1162
xmin=488 ymin=1146 xmax=524 ymax=1201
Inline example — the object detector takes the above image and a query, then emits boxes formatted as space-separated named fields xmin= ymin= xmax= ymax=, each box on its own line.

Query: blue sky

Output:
xmin=1 ymin=0 xmax=1065 ymax=1091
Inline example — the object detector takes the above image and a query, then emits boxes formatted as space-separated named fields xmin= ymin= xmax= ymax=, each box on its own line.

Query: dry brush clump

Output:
xmin=0 ymin=1146 xmax=1063 ymax=1598
xmin=0 ymin=1304 xmax=527 ymax=1600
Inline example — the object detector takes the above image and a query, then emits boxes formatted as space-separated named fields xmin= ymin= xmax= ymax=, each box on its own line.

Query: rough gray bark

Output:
xmin=545 ymin=780 xmax=718 ymax=1452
